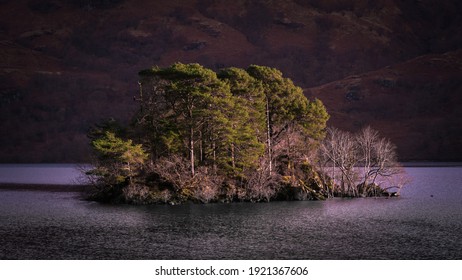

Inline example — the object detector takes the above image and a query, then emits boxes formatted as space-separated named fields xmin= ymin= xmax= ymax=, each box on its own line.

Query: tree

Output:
xmin=90 ymin=131 xmax=147 ymax=185
xmin=333 ymin=129 xmax=358 ymax=196
xmin=138 ymin=63 xmax=231 ymax=177
xmin=246 ymin=65 xmax=328 ymax=175
xmin=354 ymin=126 xmax=403 ymax=196
xmin=356 ymin=126 xmax=379 ymax=188
xmin=321 ymin=126 xmax=405 ymax=197
xmin=218 ymin=67 xmax=266 ymax=176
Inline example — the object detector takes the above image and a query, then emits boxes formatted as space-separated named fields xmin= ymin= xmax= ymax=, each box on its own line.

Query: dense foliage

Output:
xmin=87 ymin=63 xmax=404 ymax=204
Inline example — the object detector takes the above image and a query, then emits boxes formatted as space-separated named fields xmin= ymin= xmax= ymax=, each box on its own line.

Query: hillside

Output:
xmin=1 ymin=0 xmax=461 ymax=162
xmin=307 ymin=50 xmax=462 ymax=161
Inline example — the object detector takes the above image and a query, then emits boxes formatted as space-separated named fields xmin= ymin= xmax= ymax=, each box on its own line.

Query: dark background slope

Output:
xmin=1 ymin=0 xmax=461 ymax=162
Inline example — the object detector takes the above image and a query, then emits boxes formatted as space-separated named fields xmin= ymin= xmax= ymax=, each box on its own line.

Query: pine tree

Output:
xmin=91 ymin=131 xmax=147 ymax=185
xmin=218 ymin=67 xmax=266 ymax=176
xmin=138 ymin=63 xmax=232 ymax=177
xmin=246 ymin=65 xmax=328 ymax=175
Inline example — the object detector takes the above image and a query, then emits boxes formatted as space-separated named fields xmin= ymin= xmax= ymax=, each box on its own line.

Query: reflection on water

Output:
xmin=0 ymin=167 xmax=461 ymax=259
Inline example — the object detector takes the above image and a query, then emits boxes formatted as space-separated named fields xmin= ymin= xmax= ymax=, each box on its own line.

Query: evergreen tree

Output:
xmin=218 ymin=67 xmax=266 ymax=176
xmin=246 ymin=65 xmax=329 ymax=175
xmin=90 ymin=131 xmax=147 ymax=185
xmin=138 ymin=63 xmax=232 ymax=177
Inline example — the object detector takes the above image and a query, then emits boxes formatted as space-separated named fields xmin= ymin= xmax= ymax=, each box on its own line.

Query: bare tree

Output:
xmin=321 ymin=126 xmax=407 ymax=197
xmin=370 ymin=138 xmax=398 ymax=184
xmin=319 ymin=127 xmax=340 ymax=197
xmin=151 ymin=155 xmax=193 ymax=192
xmin=355 ymin=127 xmax=401 ymax=196
xmin=379 ymin=166 xmax=411 ymax=197
xmin=321 ymin=128 xmax=358 ymax=196
xmin=245 ymin=158 xmax=281 ymax=202
xmin=337 ymin=130 xmax=359 ymax=196
xmin=191 ymin=167 xmax=223 ymax=203
xmin=356 ymin=126 xmax=379 ymax=187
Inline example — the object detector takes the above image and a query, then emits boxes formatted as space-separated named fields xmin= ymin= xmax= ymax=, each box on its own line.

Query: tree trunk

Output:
xmin=212 ymin=141 xmax=217 ymax=173
xmin=190 ymin=126 xmax=195 ymax=177
xmin=266 ymin=97 xmax=272 ymax=175
xmin=199 ymin=130 xmax=203 ymax=163
xmin=286 ymin=125 xmax=292 ymax=176
xmin=231 ymin=142 xmax=236 ymax=169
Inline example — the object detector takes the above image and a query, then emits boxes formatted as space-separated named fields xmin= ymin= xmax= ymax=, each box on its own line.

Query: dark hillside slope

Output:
xmin=1 ymin=0 xmax=461 ymax=162
xmin=308 ymin=50 xmax=462 ymax=161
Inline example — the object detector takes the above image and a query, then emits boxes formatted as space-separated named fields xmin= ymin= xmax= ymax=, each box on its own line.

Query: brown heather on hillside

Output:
xmin=1 ymin=0 xmax=461 ymax=162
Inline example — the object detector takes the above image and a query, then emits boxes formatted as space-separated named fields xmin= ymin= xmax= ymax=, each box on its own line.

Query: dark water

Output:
xmin=0 ymin=167 xmax=461 ymax=259
xmin=0 ymin=164 xmax=89 ymax=185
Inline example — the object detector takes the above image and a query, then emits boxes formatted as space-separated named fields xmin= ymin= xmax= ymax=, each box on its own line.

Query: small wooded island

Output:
xmin=86 ymin=63 xmax=407 ymax=204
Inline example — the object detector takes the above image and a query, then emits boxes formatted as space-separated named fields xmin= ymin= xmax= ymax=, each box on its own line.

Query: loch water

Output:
xmin=0 ymin=165 xmax=461 ymax=259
